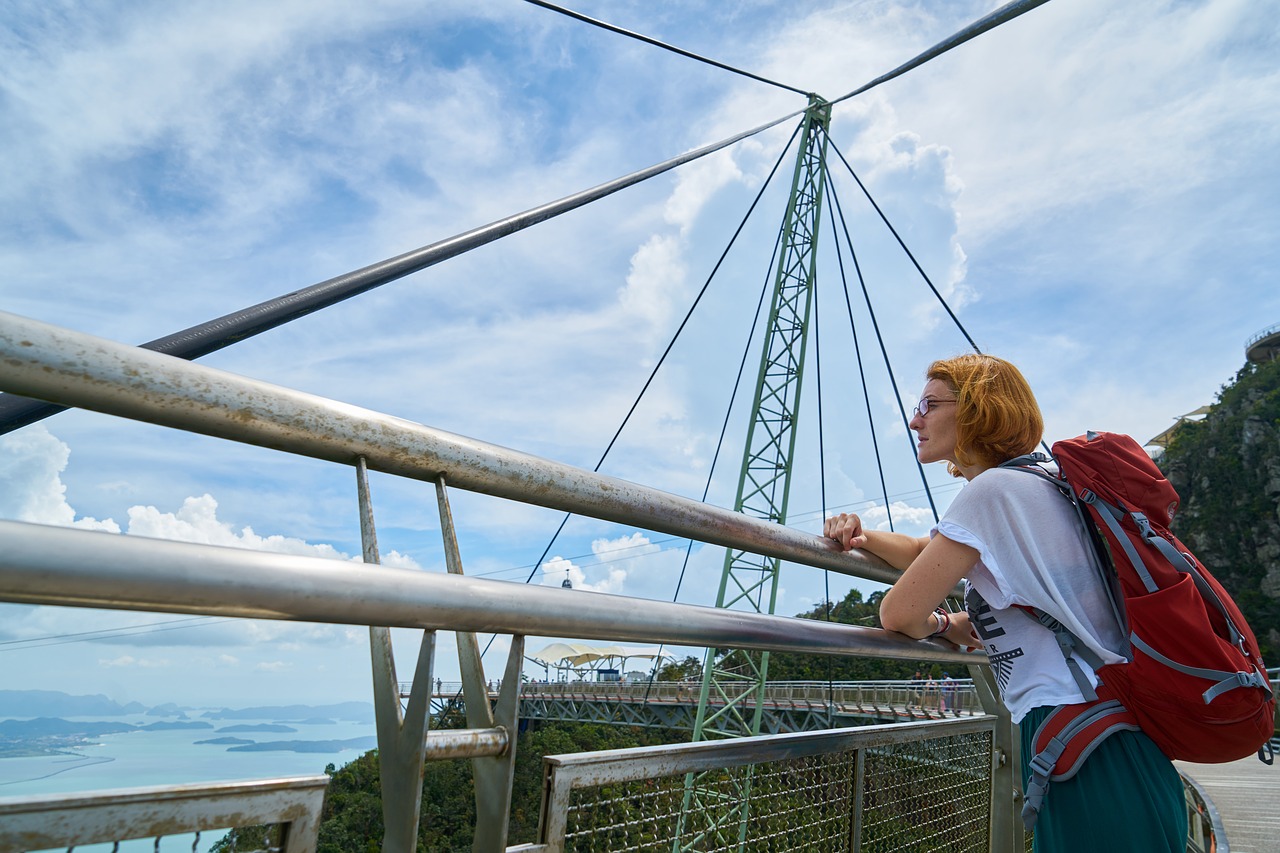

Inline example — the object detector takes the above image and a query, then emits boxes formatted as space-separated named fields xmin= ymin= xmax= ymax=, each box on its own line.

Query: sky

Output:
xmin=1 ymin=0 xmax=1278 ymax=709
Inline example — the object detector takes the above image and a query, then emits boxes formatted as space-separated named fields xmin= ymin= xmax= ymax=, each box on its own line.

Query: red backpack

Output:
xmin=1005 ymin=431 xmax=1274 ymax=830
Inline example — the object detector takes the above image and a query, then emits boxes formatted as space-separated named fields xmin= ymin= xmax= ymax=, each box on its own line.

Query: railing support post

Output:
xmin=435 ymin=475 xmax=521 ymax=852
xmin=970 ymin=664 xmax=1019 ymax=853
xmin=359 ymin=458 xmax=436 ymax=852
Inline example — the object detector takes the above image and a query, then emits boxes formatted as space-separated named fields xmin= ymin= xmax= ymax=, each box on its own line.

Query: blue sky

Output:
xmin=1 ymin=0 xmax=1278 ymax=708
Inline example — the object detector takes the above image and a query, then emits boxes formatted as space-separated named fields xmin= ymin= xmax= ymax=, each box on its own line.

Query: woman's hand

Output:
xmin=938 ymin=610 xmax=983 ymax=652
xmin=824 ymin=512 xmax=867 ymax=551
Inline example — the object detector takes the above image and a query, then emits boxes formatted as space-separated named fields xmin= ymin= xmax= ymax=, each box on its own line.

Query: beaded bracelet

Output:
xmin=928 ymin=607 xmax=951 ymax=637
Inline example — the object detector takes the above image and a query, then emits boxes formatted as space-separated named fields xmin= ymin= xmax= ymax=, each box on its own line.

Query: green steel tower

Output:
xmin=679 ymin=95 xmax=831 ymax=850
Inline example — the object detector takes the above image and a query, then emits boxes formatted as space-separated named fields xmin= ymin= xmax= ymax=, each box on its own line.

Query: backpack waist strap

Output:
xmin=1021 ymin=698 xmax=1141 ymax=831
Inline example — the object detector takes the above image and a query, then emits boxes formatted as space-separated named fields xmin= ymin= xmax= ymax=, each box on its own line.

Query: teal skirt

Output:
xmin=1020 ymin=706 xmax=1187 ymax=853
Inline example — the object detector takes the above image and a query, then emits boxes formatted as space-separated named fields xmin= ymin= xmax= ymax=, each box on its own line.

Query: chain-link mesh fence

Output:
xmin=540 ymin=718 xmax=996 ymax=852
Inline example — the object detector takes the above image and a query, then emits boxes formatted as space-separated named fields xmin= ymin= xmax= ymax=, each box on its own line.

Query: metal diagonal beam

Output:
xmin=832 ymin=0 xmax=1054 ymax=105
xmin=0 ymin=109 xmax=803 ymax=436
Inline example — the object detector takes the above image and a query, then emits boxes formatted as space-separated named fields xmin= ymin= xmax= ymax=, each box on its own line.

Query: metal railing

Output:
xmin=0 ymin=310 xmax=1009 ymax=852
xmin=1179 ymin=772 xmax=1224 ymax=853
xmin=428 ymin=679 xmax=983 ymax=732
xmin=1245 ymin=322 xmax=1280 ymax=351
xmin=0 ymin=776 xmax=327 ymax=853
xmin=1271 ymin=667 xmax=1280 ymax=754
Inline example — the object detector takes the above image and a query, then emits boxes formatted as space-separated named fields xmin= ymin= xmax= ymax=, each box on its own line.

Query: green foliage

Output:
xmin=655 ymin=654 xmax=703 ymax=682
xmin=1161 ymin=355 xmax=1280 ymax=663
xmin=765 ymin=588 xmax=928 ymax=682
xmin=210 ymin=722 xmax=689 ymax=851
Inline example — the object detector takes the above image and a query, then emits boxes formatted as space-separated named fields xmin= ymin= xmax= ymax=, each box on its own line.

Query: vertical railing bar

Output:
xmin=435 ymin=473 xmax=523 ymax=853
xmin=850 ymin=747 xmax=865 ymax=852
xmin=970 ymin=664 xmax=1016 ymax=853
xmin=359 ymin=457 xmax=435 ymax=852
xmin=473 ymin=635 xmax=525 ymax=852
xmin=436 ymin=474 xmax=498 ymax=730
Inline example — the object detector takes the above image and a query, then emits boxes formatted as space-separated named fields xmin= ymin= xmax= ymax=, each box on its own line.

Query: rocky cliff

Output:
xmin=1161 ymin=355 xmax=1280 ymax=664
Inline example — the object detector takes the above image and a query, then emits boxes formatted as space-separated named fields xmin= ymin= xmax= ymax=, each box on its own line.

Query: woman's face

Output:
xmin=909 ymin=378 xmax=959 ymax=466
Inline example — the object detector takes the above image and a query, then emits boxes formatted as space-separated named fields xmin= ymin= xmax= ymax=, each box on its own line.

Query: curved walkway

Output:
xmin=1176 ymin=755 xmax=1279 ymax=852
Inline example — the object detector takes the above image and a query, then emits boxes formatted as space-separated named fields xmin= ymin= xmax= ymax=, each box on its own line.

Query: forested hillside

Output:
xmin=1161 ymin=355 xmax=1280 ymax=663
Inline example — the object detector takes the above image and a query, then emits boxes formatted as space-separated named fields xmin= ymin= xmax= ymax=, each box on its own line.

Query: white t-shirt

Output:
xmin=935 ymin=467 xmax=1128 ymax=724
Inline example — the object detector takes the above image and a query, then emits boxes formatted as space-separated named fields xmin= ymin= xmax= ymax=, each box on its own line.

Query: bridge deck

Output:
xmin=1177 ymin=755 xmax=1280 ymax=852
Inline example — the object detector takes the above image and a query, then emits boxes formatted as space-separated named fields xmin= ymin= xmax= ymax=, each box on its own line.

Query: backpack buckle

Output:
xmin=1131 ymin=511 xmax=1152 ymax=537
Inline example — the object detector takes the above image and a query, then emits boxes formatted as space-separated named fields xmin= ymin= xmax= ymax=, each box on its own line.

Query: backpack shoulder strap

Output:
xmin=1013 ymin=605 xmax=1104 ymax=701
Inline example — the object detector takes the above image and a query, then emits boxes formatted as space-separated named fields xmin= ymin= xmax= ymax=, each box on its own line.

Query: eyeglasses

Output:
xmin=912 ymin=397 xmax=957 ymax=418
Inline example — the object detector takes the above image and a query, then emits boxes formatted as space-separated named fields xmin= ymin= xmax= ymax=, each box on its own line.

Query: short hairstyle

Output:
xmin=926 ymin=354 xmax=1043 ymax=477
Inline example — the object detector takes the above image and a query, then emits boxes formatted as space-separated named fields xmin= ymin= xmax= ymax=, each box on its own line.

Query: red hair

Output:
xmin=927 ymin=354 xmax=1043 ymax=477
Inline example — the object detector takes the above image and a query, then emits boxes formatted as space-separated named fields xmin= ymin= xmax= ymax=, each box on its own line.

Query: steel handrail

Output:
xmin=0 ymin=519 xmax=976 ymax=665
xmin=0 ymin=310 xmax=913 ymax=588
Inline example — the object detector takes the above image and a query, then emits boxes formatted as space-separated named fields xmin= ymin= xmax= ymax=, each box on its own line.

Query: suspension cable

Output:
xmin=826 ymin=152 xmax=940 ymax=522
xmin=524 ymin=0 xmax=810 ymax=97
xmin=813 ymin=282 xmax=837 ymax=723
xmin=822 ymin=172 xmax=896 ymax=533
xmin=519 ymin=121 xmax=804 ymax=586
xmin=491 ymin=121 xmax=802 ymax=662
xmin=830 ymin=0 xmax=1054 ymax=106
xmin=827 ymin=136 xmax=980 ymax=353
xmin=643 ymin=207 xmax=784 ymax=701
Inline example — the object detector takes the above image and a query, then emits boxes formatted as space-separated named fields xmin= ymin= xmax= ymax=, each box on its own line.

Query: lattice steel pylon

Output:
xmin=678 ymin=94 xmax=832 ymax=852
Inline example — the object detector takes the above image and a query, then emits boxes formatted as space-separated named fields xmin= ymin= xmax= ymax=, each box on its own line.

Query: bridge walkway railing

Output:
xmin=424 ymin=679 xmax=984 ymax=732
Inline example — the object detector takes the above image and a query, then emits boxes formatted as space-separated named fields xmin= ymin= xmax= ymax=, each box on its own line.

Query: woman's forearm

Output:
xmin=859 ymin=530 xmax=929 ymax=571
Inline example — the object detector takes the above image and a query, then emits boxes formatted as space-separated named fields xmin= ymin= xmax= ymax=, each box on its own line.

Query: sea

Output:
xmin=0 ymin=712 xmax=377 ymax=852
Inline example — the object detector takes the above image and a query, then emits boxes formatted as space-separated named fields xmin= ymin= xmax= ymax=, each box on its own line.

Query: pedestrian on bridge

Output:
xmin=824 ymin=353 xmax=1185 ymax=853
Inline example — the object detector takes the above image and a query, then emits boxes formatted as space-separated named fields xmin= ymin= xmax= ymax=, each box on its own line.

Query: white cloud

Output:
xmin=618 ymin=233 xmax=690 ymax=335
xmin=859 ymin=500 xmax=939 ymax=539
xmin=0 ymin=426 xmax=120 ymax=532
xmin=255 ymin=661 xmax=291 ymax=672
xmin=537 ymin=532 xmax=664 ymax=595
xmin=99 ymin=655 xmax=171 ymax=669
xmin=127 ymin=494 xmax=348 ymax=556
xmin=665 ymin=151 xmax=745 ymax=234
xmin=0 ymin=426 xmax=421 ymax=567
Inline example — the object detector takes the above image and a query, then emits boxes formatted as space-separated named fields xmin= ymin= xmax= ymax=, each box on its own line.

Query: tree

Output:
xmin=1161 ymin=355 xmax=1280 ymax=663
xmin=765 ymin=588 xmax=927 ymax=682
xmin=656 ymin=654 xmax=702 ymax=682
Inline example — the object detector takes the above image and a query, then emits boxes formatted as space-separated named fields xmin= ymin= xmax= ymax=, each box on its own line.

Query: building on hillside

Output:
xmin=1246 ymin=322 xmax=1280 ymax=364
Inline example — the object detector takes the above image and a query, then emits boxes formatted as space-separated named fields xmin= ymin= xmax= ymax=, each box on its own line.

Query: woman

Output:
xmin=823 ymin=354 xmax=1185 ymax=852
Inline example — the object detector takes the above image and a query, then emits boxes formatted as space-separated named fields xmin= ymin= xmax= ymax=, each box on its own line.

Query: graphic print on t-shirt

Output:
xmin=966 ymin=587 xmax=1024 ymax=694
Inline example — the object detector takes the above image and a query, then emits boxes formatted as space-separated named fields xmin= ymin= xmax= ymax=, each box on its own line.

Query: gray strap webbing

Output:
xmin=1089 ymin=495 xmax=1157 ymax=591
xmin=1130 ymin=633 xmax=1273 ymax=703
xmin=1028 ymin=609 xmax=1102 ymax=701
xmin=1086 ymin=494 xmax=1159 ymax=593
